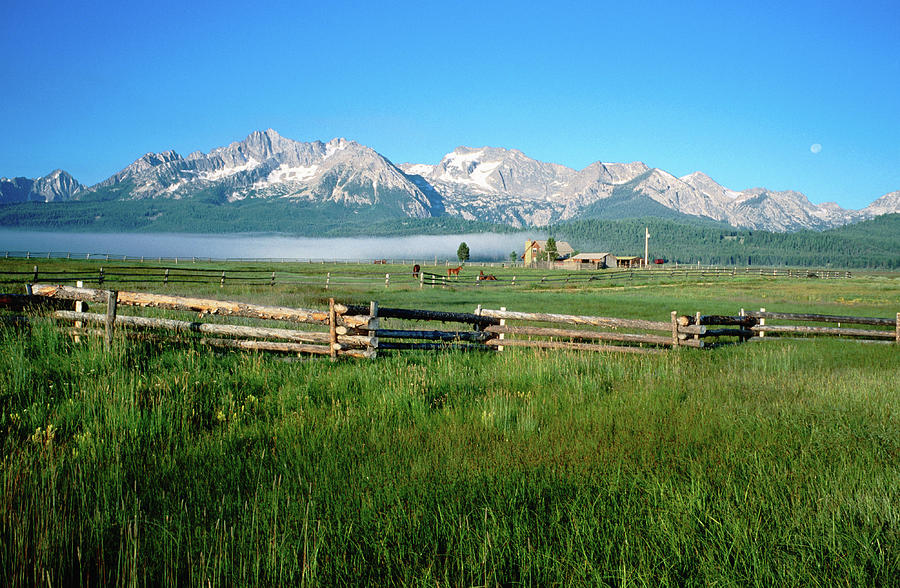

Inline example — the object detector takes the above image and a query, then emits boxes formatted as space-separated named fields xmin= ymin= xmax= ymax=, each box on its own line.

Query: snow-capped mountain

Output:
xmin=3 ymin=130 xmax=898 ymax=231
xmin=400 ymin=146 xmax=894 ymax=230
xmin=88 ymin=129 xmax=437 ymax=218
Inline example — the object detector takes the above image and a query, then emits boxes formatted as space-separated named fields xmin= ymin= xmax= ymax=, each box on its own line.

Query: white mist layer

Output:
xmin=0 ymin=230 xmax=540 ymax=261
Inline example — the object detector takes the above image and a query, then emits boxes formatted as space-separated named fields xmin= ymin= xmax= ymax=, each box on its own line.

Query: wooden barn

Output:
xmin=616 ymin=256 xmax=645 ymax=268
xmin=564 ymin=252 xmax=618 ymax=269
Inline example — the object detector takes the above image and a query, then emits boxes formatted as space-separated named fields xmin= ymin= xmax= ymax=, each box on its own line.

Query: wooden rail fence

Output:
xmin=0 ymin=264 xmax=853 ymax=291
xmin=743 ymin=308 xmax=899 ymax=344
xmin=27 ymin=284 xmax=378 ymax=359
xmin=1 ymin=285 xmax=896 ymax=360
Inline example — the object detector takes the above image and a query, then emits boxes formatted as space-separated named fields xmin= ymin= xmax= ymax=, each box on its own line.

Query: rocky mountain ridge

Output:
xmin=0 ymin=169 xmax=84 ymax=203
xmin=2 ymin=129 xmax=897 ymax=232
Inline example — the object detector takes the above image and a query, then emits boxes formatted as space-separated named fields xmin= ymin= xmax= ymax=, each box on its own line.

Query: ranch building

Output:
xmin=523 ymin=239 xmax=575 ymax=265
xmin=564 ymin=253 xmax=618 ymax=270
xmin=616 ymin=256 xmax=646 ymax=268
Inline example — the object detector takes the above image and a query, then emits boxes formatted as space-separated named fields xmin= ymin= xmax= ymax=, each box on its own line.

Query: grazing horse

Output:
xmin=478 ymin=270 xmax=497 ymax=281
xmin=447 ymin=266 xmax=462 ymax=277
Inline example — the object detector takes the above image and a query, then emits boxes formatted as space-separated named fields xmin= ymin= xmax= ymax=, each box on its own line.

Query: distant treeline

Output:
xmin=554 ymin=215 xmax=900 ymax=269
xmin=1 ymin=199 xmax=898 ymax=268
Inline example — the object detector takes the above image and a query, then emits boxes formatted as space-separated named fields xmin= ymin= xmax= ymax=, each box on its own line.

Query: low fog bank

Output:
xmin=0 ymin=230 xmax=542 ymax=261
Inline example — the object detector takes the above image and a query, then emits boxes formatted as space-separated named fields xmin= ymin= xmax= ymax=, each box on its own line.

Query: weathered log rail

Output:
xmin=2 ymin=285 xmax=897 ymax=360
xmin=26 ymin=284 xmax=378 ymax=359
xmin=743 ymin=308 xmax=900 ymax=343
xmin=476 ymin=307 xmax=688 ymax=353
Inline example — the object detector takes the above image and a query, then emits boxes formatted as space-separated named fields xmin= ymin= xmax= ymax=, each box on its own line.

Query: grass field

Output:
xmin=1 ymin=260 xmax=898 ymax=585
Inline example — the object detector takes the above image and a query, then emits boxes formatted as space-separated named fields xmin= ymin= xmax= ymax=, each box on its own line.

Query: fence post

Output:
xmin=368 ymin=301 xmax=379 ymax=359
xmin=512 ymin=276 xmax=516 ymax=287
xmin=419 ymin=271 xmax=424 ymax=289
xmin=695 ymin=311 xmax=701 ymax=343
xmin=325 ymin=272 xmax=330 ymax=290
xmin=105 ymin=290 xmax=118 ymax=350
xmin=759 ymin=307 xmax=766 ymax=338
xmin=99 ymin=267 xmax=104 ymax=286
xmin=328 ymin=298 xmax=337 ymax=361
xmin=385 ymin=273 xmax=390 ymax=288
xmin=164 ymin=268 xmax=169 ymax=286
xmin=499 ymin=307 xmax=506 ymax=352
xmin=221 ymin=271 xmax=226 ymax=288
xmin=895 ymin=313 xmax=899 ymax=344
xmin=74 ymin=280 xmax=84 ymax=343
xmin=271 ymin=272 xmax=276 ymax=287
xmin=33 ymin=265 xmax=38 ymax=282
xmin=671 ymin=311 xmax=679 ymax=347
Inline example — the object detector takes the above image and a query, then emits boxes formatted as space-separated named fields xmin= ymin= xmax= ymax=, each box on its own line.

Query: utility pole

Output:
xmin=644 ymin=226 xmax=650 ymax=267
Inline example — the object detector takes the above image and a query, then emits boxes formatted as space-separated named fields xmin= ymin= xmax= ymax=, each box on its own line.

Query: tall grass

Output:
xmin=0 ymin=268 xmax=898 ymax=584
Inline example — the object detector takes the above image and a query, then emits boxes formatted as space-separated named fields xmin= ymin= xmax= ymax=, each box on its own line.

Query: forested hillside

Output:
xmin=555 ymin=214 xmax=900 ymax=269
xmin=0 ymin=199 xmax=513 ymax=237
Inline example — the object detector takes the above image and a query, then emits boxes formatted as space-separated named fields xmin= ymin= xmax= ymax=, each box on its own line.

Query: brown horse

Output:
xmin=447 ymin=266 xmax=462 ymax=277
xmin=478 ymin=270 xmax=497 ymax=280
xmin=413 ymin=264 xmax=421 ymax=278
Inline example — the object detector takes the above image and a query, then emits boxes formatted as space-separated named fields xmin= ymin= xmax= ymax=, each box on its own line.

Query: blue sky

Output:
xmin=1 ymin=0 xmax=898 ymax=209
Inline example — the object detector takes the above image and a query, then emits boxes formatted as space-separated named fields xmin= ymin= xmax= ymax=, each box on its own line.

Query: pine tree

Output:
xmin=457 ymin=242 xmax=470 ymax=263
xmin=545 ymin=237 xmax=558 ymax=261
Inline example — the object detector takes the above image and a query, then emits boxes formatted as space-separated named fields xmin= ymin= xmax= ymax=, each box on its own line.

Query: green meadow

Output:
xmin=1 ymin=260 xmax=898 ymax=585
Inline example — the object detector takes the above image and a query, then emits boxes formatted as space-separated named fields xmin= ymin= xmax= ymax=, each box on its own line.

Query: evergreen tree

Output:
xmin=545 ymin=237 xmax=559 ymax=261
xmin=457 ymin=242 xmax=470 ymax=263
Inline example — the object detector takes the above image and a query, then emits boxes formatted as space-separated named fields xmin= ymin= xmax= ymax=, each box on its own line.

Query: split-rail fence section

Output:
xmin=1 ymin=284 xmax=897 ymax=360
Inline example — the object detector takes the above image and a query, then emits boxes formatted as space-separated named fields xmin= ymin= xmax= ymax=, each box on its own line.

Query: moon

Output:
xmin=810 ymin=143 xmax=822 ymax=154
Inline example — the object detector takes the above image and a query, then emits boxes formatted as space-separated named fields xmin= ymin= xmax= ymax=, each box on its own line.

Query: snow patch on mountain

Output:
xmin=201 ymin=158 xmax=261 ymax=181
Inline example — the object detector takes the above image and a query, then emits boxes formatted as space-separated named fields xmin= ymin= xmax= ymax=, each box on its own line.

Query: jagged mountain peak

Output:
xmin=679 ymin=170 xmax=743 ymax=203
xmin=0 ymin=168 xmax=83 ymax=203
xmin=137 ymin=150 xmax=182 ymax=166
xmin=680 ymin=170 xmax=720 ymax=186
xmin=862 ymin=190 xmax=900 ymax=216
xmin=579 ymin=161 xmax=649 ymax=184
xmin=4 ymin=129 xmax=898 ymax=231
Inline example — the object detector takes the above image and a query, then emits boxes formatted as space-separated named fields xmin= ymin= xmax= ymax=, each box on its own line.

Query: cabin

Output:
xmin=616 ymin=256 xmax=645 ymax=269
xmin=523 ymin=239 xmax=575 ymax=265
xmin=564 ymin=252 xmax=617 ymax=270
